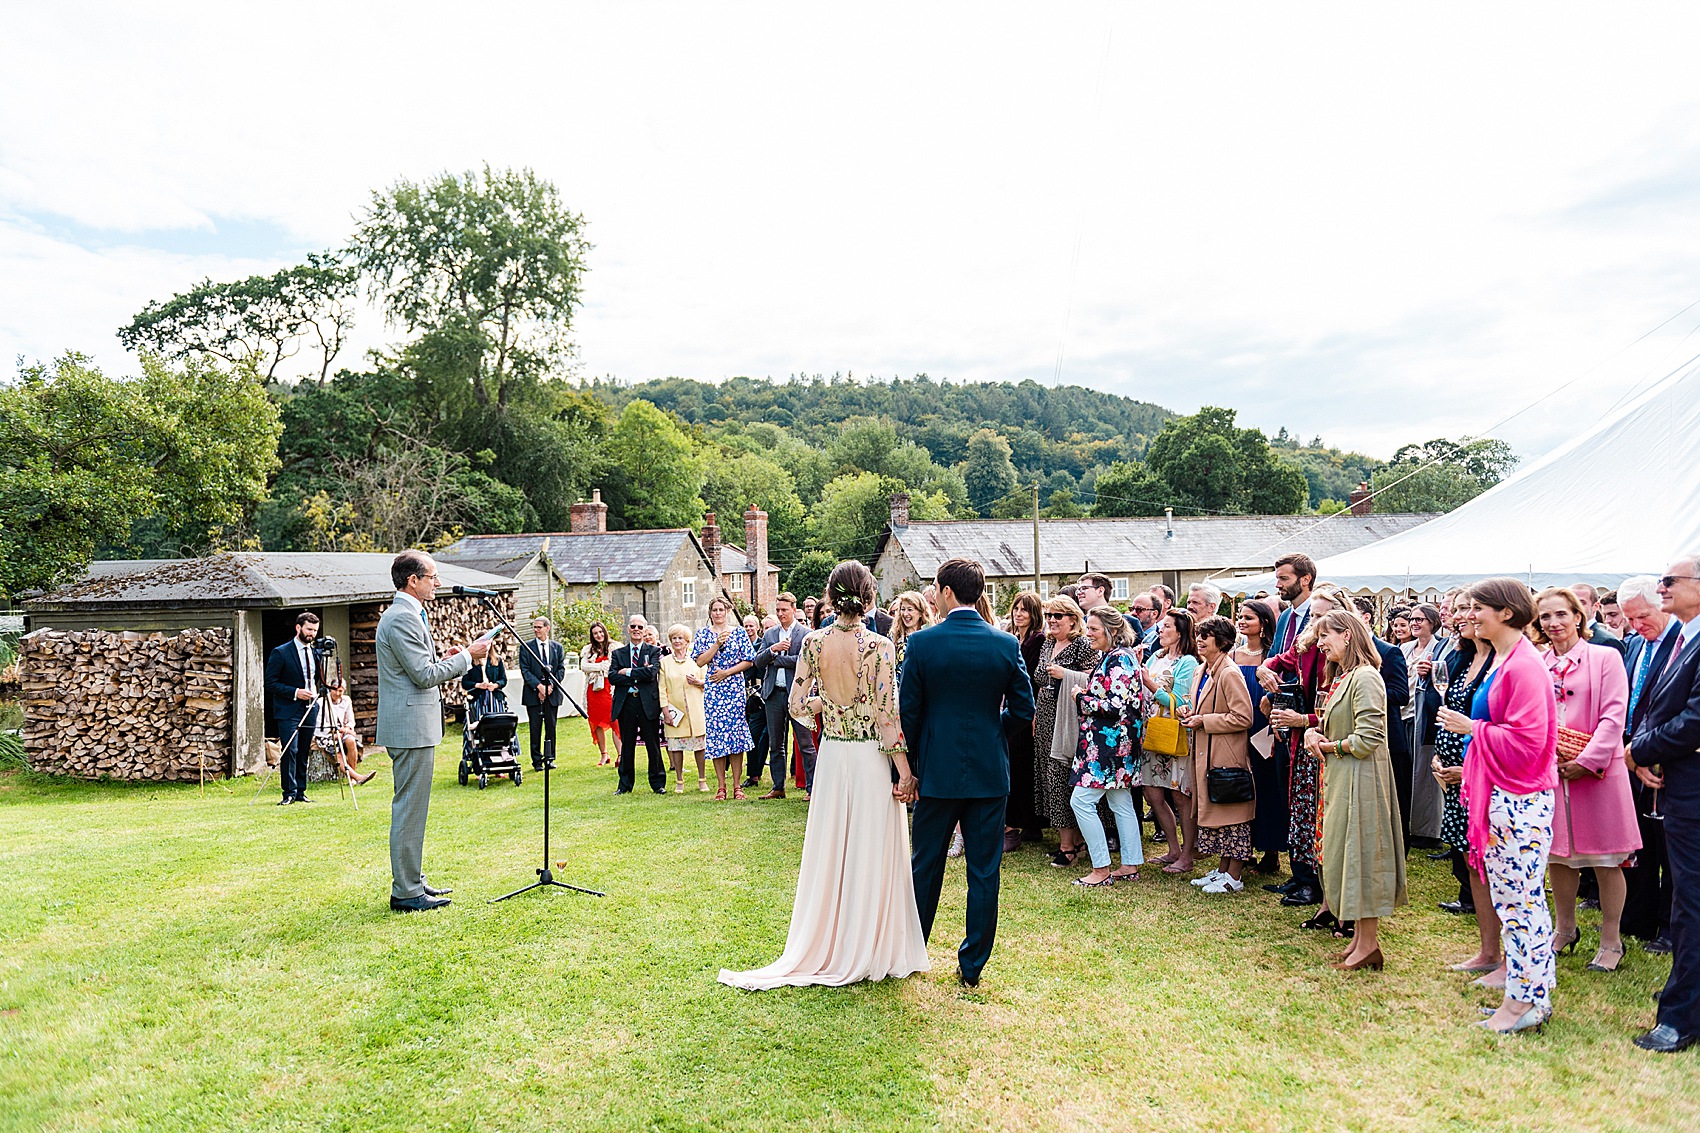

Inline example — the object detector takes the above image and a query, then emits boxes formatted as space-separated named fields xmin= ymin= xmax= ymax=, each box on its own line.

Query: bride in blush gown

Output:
xmin=719 ymin=561 xmax=930 ymax=990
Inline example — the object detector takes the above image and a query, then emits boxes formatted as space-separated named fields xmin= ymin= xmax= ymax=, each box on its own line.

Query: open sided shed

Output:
xmin=20 ymin=553 xmax=517 ymax=780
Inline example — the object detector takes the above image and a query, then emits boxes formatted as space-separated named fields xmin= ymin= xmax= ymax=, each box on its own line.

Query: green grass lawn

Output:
xmin=1 ymin=723 xmax=1694 ymax=1132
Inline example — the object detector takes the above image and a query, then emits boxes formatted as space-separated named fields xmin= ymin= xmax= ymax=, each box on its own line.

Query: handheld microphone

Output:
xmin=451 ymin=585 xmax=498 ymax=597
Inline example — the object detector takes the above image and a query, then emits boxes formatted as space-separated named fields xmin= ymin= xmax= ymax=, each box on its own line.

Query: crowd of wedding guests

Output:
xmin=566 ymin=548 xmax=1700 ymax=1050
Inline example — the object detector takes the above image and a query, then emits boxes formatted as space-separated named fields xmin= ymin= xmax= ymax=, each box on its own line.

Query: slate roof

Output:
xmin=878 ymin=513 xmax=1438 ymax=579
xmin=436 ymin=530 xmax=711 ymax=585
xmin=26 ymin=552 xmax=519 ymax=611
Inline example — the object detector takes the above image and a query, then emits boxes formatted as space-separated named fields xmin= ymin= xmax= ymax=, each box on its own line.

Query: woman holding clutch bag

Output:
xmin=659 ymin=624 xmax=708 ymax=793
xmin=1307 ymin=609 xmax=1406 ymax=971
xmin=1533 ymin=587 xmax=1637 ymax=973
xmin=1183 ymin=615 xmax=1256 ymax=893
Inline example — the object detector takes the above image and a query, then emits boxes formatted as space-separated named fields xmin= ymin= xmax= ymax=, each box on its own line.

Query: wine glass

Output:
xmin=1644 ymin=770 xmax=1664 ymax=823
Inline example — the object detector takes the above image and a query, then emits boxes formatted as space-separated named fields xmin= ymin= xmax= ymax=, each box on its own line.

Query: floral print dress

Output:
xmin=1071 ymin=647 xmax=1142 ymax=790
xmin=1032 ymin=637 xmax=1102 ymax=829
xmin=692 ymin=625 xmax=755 ymax=759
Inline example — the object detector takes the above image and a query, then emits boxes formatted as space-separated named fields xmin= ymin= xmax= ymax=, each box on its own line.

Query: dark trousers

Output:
xmin=745 ymin=694 xmax=768 ymax=782
xmin=527 ymin=705 xmax=557 ymax=768
xmin=277 ymin=704 xmax=318 ymax=800
xmin=1658 ymin=807 xmax=1700 ymax=1034
xmin=912 ymin=795 xmax=1005 ymax=981
xmin=1624 ymin=782 xmax=1673 ymax=941
xmin=763 ymin=690 xmax=816 ymax=790
xmin=617 ymin=703 xmax=665 ymax=793
xmin=1390 ymin=722 xmax=1414 ymax=852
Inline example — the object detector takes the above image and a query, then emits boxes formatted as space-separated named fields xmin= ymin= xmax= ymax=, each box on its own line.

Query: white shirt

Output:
xmin=295 ymin=637 xmax=316 ymax=700
xmin=773 ymin=619 xmax=796 ymax=686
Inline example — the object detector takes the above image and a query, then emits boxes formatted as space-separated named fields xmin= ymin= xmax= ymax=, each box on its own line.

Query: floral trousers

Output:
xmin=1288 ymin=745 xmax=1322 ymax=869
xmin=1485 ymin=787 xmax=1556 ymax=1007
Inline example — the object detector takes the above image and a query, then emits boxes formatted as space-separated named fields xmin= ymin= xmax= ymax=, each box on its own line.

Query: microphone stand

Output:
xmin=467 ymin=593 xmax=604 ymax=902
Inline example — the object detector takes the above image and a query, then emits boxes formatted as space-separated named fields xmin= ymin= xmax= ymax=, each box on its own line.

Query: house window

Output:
xmin=730 ymin=574 xmax=743 ymax=593
xmin=1112 ymin=578 xmax=1129 ymax=601
xmin=1039 ymin=580 xmax=1051 ymax=599
xmin=682 ymin=578 xmax=697 ymax=608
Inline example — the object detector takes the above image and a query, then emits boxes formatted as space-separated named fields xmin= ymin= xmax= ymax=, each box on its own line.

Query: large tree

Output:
xmin=1369 ymin=436 xmax=1517 ymax=513
xmin=0 ymin=354 xmax=280 ymax=596
xmin=604 ymin=400 xmax=704 ymax=529
xmin=962 ymin=427 xmax=1018 ymax=516
xmin=356 ymin=165 xmax=590 ymax=408
xmin=806 ymin=472 xmax=951 ymax=563
xmin=1142 ymin=406 xmax=1308 ymax=515
xmin=117 ymin=252 xmax=359 ymax=384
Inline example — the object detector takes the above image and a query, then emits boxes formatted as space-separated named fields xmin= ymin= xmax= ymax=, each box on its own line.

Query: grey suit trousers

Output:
xmin=390 ymin=745 xmax=435 ymax=899
xmin=763 ymin=689 xmax=817 ymax=790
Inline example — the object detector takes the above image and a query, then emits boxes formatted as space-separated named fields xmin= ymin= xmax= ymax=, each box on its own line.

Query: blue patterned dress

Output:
xmin=693 ymin=625 xmax=755 ymax=758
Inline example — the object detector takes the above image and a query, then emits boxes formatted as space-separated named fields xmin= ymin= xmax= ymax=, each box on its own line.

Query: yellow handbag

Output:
xmin=1143 ymin=701 xmax=1188 ymax=758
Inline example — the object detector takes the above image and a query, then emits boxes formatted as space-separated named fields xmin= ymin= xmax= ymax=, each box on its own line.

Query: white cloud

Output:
xmin=5 ymin=2 xmax=1700 ymax=460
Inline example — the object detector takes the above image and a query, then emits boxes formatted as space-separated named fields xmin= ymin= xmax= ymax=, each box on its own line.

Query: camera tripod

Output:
xmin=473 ymin=596 xmax=605 ymax=902
xmin=249 ymin=648 xmax=360 ymax=806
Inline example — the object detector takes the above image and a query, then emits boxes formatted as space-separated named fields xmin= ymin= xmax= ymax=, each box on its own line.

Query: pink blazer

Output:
xmin=1463 ymin=636 xmax=1558 ymax=877
xmin=1543 ymin=641 xmax=1640 ymax=858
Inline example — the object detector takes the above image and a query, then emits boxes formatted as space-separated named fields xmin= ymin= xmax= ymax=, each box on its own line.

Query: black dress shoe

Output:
xmin=1280 ymin=885 xmax=1322 ymax=907
xmin=390 ymin=893 xmax=451 ymax=912
xmin=1633 ymin=1024 xmax=1698 ymax=1053
xmin=1438 ymin=900 xmax=1476 ymax=916
xmin=1645 ymin=936 xmax=1674 ymax=955
xmin=1249 ymin=854 xmax=1279 ymax=874
xmin=614 ymin=787 xmax=632 ymax=795
xmin=277 ymin=798 xmax=293 ymax=806
xmin=957 ymin=970 xmax=980 ymax=988
xmin=294 ymin=795 xmax=312 ymax=803
xmin=652 ymin=786 xmax=667 ymax=795
xmin=740 ymin=777 xmax=761 ymax=789
xmin=1263 ymin=878 xmax=1299 ymax=895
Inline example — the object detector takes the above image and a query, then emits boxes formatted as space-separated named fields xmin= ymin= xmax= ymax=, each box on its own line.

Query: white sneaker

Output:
xmin=948 ymin=830 xmax=965 ymax=858
xmin=1190 ymin=869 xmax=1225 ymax=887
xmin=1201 ymin=876 xmax=1245 ymax=894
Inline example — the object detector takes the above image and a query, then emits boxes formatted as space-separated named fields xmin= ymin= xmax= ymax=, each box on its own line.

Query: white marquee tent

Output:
xmin=1226 ymin=364 xmax=1700 ymax=595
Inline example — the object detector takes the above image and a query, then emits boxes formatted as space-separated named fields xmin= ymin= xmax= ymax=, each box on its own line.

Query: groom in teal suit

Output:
xmin=901 ymin=558 xmax=1035 ymax=987
xmin=376 ymin=550 xmax=489 ymax=911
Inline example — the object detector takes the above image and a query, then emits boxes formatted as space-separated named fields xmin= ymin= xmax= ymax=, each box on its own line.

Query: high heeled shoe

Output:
xmin=1331 ymin=948 xmax=1384 ymax=972
xmin=1558 ymin=927 xmax=1582 ymax=956
xmin=1586 ymin=944 xmax=1626 ymax=973
xmin=1300 ymin=910 xmax=1340 ymax=932
xmin=1479 ymin=1004 xmax=1551 ymax=1035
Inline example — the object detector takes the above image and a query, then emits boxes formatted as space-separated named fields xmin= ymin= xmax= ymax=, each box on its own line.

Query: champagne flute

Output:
xmin=1644 ymin=769 xmax=1664 ymax=822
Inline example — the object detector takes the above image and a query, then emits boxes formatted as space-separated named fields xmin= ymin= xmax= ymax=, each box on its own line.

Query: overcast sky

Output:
xmin=5 ymin=2 xmax=1700 ymax=460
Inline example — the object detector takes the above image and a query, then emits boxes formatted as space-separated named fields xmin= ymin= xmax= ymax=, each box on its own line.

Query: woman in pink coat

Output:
xmin=1534 ymin=587 xmax=1639 ymax=974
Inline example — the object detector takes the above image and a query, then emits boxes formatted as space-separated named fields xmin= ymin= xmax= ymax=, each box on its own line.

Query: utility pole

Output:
xmin=1032 ymin=480 xmax=1042 ymax=593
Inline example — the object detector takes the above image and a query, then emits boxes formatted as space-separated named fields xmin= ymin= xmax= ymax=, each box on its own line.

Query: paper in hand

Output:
xmin=475 ymin=627 xmax=500 ymax=644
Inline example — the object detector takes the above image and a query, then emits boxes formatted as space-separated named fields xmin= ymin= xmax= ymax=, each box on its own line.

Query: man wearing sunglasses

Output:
xmin=610 ymin=615 xmax=667 ymax=795
xmin=1629 ymin=554 xmax=1700 ymax=1053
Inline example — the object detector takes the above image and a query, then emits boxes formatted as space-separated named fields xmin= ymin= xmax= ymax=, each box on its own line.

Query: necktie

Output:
xmin=1663 ymin=632 xmax=1690 ymax=680
xmin=418 ymin=608 xmax=435 ymax=658
xmin=1629 ymin=638 xmax=1657 ymax=723
xmin=301 ymin=644 xmax=314 ymax=697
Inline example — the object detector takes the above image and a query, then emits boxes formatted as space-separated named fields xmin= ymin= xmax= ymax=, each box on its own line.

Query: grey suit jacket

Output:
xmin=749 ymin=621 xmax=807 ymax=700
xmin=376 ymin=598 xmax=473 ymax=750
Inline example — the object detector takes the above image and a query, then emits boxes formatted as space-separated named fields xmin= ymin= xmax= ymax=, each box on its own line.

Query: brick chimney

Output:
xmin=1349 ymin=482 xmax=1373 ymax=517
xmin=744 ymin=505 xmax=772 ymax=612
xmin=889 ymin=491 xmax=911 ymax=529
xmin=570 ymin=488 xmax=607 ymax=533
xmin=700 ymin=512 xmax=721 ymax=578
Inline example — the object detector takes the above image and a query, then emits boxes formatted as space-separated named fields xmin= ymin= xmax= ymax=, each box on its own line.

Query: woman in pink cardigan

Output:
xmin=1437 ymin=578 xmax=1558 ymax=1035
xmin=1533 ymin=587 xmax=1638 ymax=973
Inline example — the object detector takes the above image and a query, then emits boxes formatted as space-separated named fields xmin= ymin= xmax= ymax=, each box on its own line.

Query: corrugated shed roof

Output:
xmin=26 ymin=552 xmax=519 ymax=611
xmin=437 ymin=530 xmax=704 ymax=585
xmin=883 ymin=514 xmax=1438 ymax=578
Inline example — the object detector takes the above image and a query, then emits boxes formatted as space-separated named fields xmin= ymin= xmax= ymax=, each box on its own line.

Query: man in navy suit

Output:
xmin=1621 ymin=577 xmax=1681 ymax=949
xmin=901 ymin=558 xmax=1035 ymax=987
xmin=1629 ymin=554 xmax=1700 ymax=1052
xmin=519 ymin=616 xmax=566 ymax=770
xmin=1353 ymin=598 xmax=1414 ymax=848
xmin=609 ymin=614 xmax=666 ymax=795
xmin=266 ymin=611 xmax=323 ymax=805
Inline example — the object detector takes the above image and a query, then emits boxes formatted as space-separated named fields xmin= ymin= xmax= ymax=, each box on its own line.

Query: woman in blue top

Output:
xmin=692 ymin=596 xmax=756 ymax=800
xmin=1234 ymin=599 xmax=1284 ymax=872
xmin=1141 ymin=609 xmax=1202 ymax=873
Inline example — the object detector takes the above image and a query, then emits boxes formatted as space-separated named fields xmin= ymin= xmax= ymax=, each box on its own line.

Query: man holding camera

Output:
xmin=377 ymin=551 xmax=489 ymax=912
xmin=266 ymin=611 xmax=323 ymax=806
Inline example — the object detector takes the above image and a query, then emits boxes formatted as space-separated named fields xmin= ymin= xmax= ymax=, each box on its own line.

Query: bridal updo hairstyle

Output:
xmin=825 ymin=560 xmax=878 ymax=620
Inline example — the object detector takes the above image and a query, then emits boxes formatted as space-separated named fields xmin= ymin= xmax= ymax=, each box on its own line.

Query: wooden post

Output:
xmin=1032 ymin=481 xmax=1042 ymax=592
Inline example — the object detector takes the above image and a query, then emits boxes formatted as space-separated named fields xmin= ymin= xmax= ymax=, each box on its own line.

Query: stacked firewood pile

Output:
xmin=347 ymin=593 xmax=513 ymax=738
xmin=19 ymin=627 xmax=234 ymax=780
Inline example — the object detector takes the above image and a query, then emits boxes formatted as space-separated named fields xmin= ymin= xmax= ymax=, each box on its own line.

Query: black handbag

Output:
xmin=1203 ymin=727 xmax=1255 ymax=805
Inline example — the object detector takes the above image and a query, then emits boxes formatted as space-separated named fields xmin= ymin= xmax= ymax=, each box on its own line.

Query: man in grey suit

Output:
xmin=377 ymin=550 xmax=489 ymax=912
xmin=748 ymin=592 xmax=816 ymax=799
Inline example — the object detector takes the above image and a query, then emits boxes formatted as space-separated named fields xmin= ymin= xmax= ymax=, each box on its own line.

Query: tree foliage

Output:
xmin=117 ymin=252 xmax=358 ymax=383
xmin=963 ymin=428 xmax=1018 ymax=516
xmin=1140 ymin=407 xmax=1309 ymax=515
xmin=0 ymin=354 xmax=281 ymax=596
xmin=356 ymin=165 xmax=590 ymax=408
xmin=1090 ymin=460 xmax=1170 ymax=517
xmin=604 ymin=400 xmax=704 ymax=530
xmin=1369 ymin=436 xmax=1517 ymax=513
xmin=785 ymin=550 xmax=837 ymax=604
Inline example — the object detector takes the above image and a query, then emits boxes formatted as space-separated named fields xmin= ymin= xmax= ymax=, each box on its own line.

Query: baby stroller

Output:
xmin=459 ymin=687 xmax=523 ymax=789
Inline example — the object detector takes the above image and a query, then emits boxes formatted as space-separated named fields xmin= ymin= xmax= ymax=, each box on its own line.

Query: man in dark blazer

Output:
xmin=1355 ymin=599 xmax=1414 ymax=848
xmin=266 ymin=611 xmax=323 ymax=805
xmin=748 ymin=593 xmax=815 ymax=799
xmin=518 ymin=616 xmax=567 ymax=771
xmin=1629 ymin=555 xmax=1700 ymax=1053
xmin=1621 ymin=577 xmax=1681 ymax=951
xmin=609 ymin=614 xmax=666 ymax=795
xmin=901 ymin=558 xmax=1035 ymax=988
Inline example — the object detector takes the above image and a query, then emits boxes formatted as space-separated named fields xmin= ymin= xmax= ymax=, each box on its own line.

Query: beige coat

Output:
xmin=657 ymin=652 xmax=707 ymax=740
xmin=1318 ymin=664 xmax=1408 ymax=920
xmin=1190 ymin=655 xmax=1255 ymax=829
